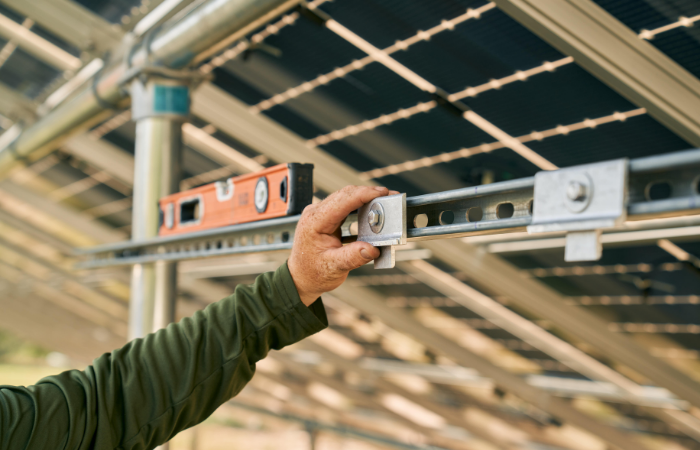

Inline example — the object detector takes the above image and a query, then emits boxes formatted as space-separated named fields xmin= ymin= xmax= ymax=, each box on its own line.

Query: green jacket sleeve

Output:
xmin=0 ymin=262 xmax=327 ymax=450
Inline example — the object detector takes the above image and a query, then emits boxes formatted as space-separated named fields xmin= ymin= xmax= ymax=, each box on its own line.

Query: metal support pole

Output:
xmin=129 ymin=76 xmax=188 ymax=450
xmin=153 ymin=260 xmax=178 ymax=330
xmin=129 ymin=77 xmax=186 ymax=340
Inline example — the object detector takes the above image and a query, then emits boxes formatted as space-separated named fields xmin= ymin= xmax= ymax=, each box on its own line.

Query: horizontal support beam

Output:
xmin=331 ymin=283 xmax=648 ymax=450
xmin=0 ymin=12 xmax=81 ymax=71
xmin=0 ymin=258 xmax=127 ymax=337
xmin=0 ymin=0 xmax=121 ymax=53
xmin=192 ymin=83 xmax=366 ymax=192
xmin=181 ymin=123 xmax=265 ymax=174
xmin=290 ymin=352 xmax=684 ymax=409
xmin=420 ymin=236 xmax=700 ymax=413
xmin=0 ymin=288 xmax=123 ymax=363
xmin=63 ymin=134 xmax=135 ymax=186
xmin=492 ymin=0 xmax=700 ymax=146
xmin=227 ymin=401 xmax=458 ymax=450
xmin=0 ymin=180 xmax=124 ymax=244
xmin=301 ymin=342 xmax=516 ymax=448
xmin=0 ymin=82 xmax=36 ymax=123
xmin=399 ymin=261 xmax=668 ymax=401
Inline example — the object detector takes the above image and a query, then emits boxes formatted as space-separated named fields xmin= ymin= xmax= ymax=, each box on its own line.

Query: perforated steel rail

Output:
xmin=76 ymin=149 xmax=700 ymax=268
xmin=75 ymin=215 xmax=300 ymax=268
xmin=404 ymin=149 xmax=700 ymax=240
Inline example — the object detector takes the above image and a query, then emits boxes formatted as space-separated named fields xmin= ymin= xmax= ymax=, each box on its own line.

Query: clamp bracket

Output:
xmin=528 ymin=159 xmax=628 ymax=261
xmin=357 ymin=193 xmax=407 ymax=269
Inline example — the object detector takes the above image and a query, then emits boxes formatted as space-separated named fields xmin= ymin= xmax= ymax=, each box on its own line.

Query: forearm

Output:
xmin=0 ymin=263 xmax=327 ymax=450
xmin=103 ymin=262 xmax=328 ymax=448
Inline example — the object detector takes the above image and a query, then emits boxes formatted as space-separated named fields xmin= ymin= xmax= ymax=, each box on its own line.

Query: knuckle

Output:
xmin=301 ymin=204 xmax=316 ymax=217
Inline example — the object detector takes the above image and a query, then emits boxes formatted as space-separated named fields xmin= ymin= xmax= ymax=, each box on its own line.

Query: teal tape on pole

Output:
xmin=153 ymin=85 xmax=190 ymax=115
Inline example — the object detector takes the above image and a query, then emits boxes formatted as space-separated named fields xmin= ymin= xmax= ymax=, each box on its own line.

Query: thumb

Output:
xmin=326 ymin=241 xmax=380 ymax=272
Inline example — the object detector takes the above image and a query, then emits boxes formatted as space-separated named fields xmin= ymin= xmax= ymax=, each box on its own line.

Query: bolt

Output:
xmin=368 ymin=209 xmax=381 ymax=226
xmin=567 ymin=181 xmax=587 ymax=202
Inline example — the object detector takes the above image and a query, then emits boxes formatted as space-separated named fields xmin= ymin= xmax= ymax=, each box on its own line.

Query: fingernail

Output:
xmin=360 ymin=248 xmax=373 ymax=259
xmin=373 ymin=186 xmax=387 ymax=192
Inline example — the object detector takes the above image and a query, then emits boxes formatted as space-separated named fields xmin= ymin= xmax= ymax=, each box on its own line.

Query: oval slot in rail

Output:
xmin=496 ymin=203 xmax=514 ymax=219
xmin=467 ymin=207 xmax=483 ymax=222
xmin=646 ymin=181 xmax=673 ymax=201
xmin=439 ymin=210 xmax=455 ymax=225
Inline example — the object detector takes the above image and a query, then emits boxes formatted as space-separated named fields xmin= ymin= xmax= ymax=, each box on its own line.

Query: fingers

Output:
xmin=313 ymin=186 xmax=390 ymax=235
xmin=325 ymin=241 xmax=380 ymax=272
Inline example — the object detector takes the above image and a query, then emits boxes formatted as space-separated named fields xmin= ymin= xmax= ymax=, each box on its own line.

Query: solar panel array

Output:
xmin=0 ymin=0 xmax=699 ymax=448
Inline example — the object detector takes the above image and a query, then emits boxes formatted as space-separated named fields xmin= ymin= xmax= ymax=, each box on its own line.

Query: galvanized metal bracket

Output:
xmin=528 ymin=159 xmax=628 ymax=261
xmin=357 ymin=193 xmax=407 ymax=269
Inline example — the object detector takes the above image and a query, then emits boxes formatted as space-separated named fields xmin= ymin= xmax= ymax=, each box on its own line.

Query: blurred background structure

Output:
xmin=1 ymin=0 xmax=700 ymax=449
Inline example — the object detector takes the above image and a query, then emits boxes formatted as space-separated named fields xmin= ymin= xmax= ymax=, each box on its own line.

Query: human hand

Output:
xmin=288 ymin=185 xmax=399 ymax=306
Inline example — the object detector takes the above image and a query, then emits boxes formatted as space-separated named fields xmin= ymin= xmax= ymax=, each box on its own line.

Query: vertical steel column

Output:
xmin=130 ymin=76 xmax=188 ymax=450
xmin=129 ymin=77 xmax=187 ymax=340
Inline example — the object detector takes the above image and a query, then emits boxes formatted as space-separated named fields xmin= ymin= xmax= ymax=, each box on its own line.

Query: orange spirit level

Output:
xmin=158 ymin=163 xmax=313 ymax=237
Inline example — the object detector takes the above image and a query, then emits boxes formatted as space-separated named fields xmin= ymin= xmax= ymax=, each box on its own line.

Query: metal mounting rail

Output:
xmin=403 ymin=149 xmax=700 ymax=241
xmin=76 ymin=149 xmax=700 ymax=269
xmin=75 ymin=215 xmax=300 ymax=268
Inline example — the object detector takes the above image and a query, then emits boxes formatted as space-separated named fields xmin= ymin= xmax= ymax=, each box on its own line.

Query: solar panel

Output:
xmin=2 ymin=1 xmax=700 ymax=447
